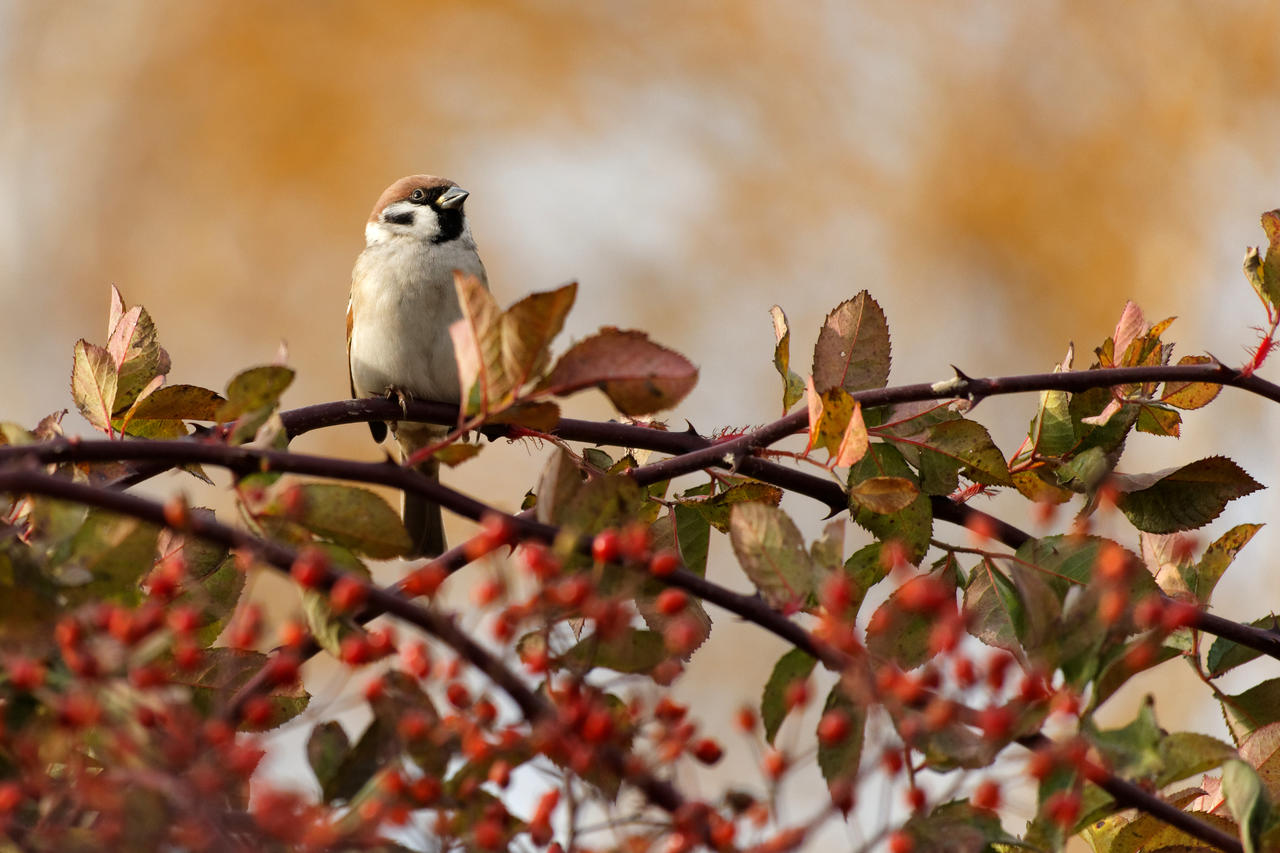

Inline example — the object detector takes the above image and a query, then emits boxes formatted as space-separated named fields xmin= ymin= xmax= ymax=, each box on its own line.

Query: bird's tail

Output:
xmin=396 ymin=425 xmax=447 ymax=558
xmin=403 ymin=457 xmax=446 ymax=557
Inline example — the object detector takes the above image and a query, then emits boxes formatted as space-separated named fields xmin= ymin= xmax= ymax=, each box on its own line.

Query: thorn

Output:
xmin=683 ymin=420 xmax=700 ymax=436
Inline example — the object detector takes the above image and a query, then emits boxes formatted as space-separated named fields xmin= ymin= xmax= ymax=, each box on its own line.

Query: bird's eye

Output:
xmin=410 ymin=188 xmax=426 ymax=202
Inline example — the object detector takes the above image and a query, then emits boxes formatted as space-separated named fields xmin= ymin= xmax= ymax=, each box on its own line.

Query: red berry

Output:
xmin=655 ymin=588 xmax=688 ymax=615
xmin=618 ymin=524 xmax=651 ymax=562
xmin=817 ymin=710 xmax=850 ymax=744
xmin=692 ymin=738 xmax=723 ymax=765
xmin=649 ymin=549 xmax=680 ymax=577
xmin=888 ymin=830 xmax=914 ymax=853
xmin=290 ymin=548 xmax=329 ymax=588
xmin=972 ymin=780 xmax=1000 ymax=811
xmin=403 ymin=562 xmax=448 ymax=597
xmin=329 ymin=576 xmax=367 ymax=613
xmin=591 ymin=529 xmax=620 ymax=563
xmin=762 ymin=749 xmax=786 ymax=779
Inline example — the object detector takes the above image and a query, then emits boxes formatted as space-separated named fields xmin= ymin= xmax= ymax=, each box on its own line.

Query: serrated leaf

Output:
xmin=1015 ymin=346 xmax=1077 ymax=466
xmin=538 ymin=327 xmax=698 ymax=416
xmin=847 ymin=444 xmax=932 ymax=562
xmin=1162 ymin=355 xmax=1222 ymax=410
xmin=1156 ymin=732 xmax=1238 ymax=788
xmin=728 ymin=502 xmax=815 ymax=608
xmin=106 ymin=301 xmax=171 ymax=412
xmin=1135 ymin=402 xmax=1182 ymax=437
xmin=178 ymin=647 xmax=309 ymax=732
xmin=761 ymin=648 xmax=816 ymax=745
xmin=817 ymin=684 xmax=866 ymax=787
xmin=769 ymin=305 xmax=805 ymax=413
xmin=812 ymin=291 xmax=891 ymax=394
xmin=485 ymin=400 xmax=561 ymax=432
xmin=1185 ymin=523 xmax=1263 ymax=603
xmin=501 ymin=282 xmax=577 ymax=389
xmin=278 ymin=483 xmax=412 ymax=559
xmin=59 ymin=511 xmax=160 ymax=605
xmin=1109 ymin=809 xmax=1239 ymax=853
xmin=1225 ymin=678 xmax=1280 ymax=740
xmin=679 ymin=482 xmax=784 ymax=532
xmin=71 ymin=339 xmax=119 ymax=432
xmin=1207 ymin=615 xmax=1278 ymax=678
xmin=900 ymin=801 xmax=1026 ymax=852
xmin=1114 ymin=457 xmax=1264 ymax=534
xmin=120 ymin=384 xmax=225 ymax=438
xmin=867 ymin=563 xmax=957 ymax=670
xmin=1254 ymin=210 xmax=1280 ymax=314
xmin=963 ymin=559 xmax=1020 ymax=653
xmin=673 ymin=504 xmax=709 ymax=576
xmin=433 ymin=443 xmax=483 ymax=467
xmin=1240 ymin=722 xmax=1280 ymax=801
xmin=218 ymin=365 xmax=295 ymax=421
xmin=916 ymin=418 xmax=1012 ymax=488
xmin=563 ymin=628 xmax=668 ymax=674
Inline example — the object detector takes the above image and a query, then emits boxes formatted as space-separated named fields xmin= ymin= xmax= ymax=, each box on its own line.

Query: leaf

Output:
xmin=1114 ymin=457 xmax=1264 ymax=534
xmin=274 ymin=483 xmax=412 ymax=559
xmin=500 ymin=282 xmax=577 ymax=389
xmin=433 ymin=443 xmax=483 ymax=467
xmin=178 ymin=647 xmax=309 ymax=732
xmin=1013 ymin=344 xmax=1077 ymax=466
xmin=914 ymin=418 xmax=1012 ymax=488
xmin=849 ymin=476 xmax=918 ymax=514
xmin=538 ymin=328 xmax=698 ymax=416
xmin=1223 ymin=759 xmax=1269 ymax=853
xmin=1134 ymin=402 xmax=1182 ymax=437
xmin=1249 ymin=210 xmax=1280 ymax=315
xmin=219 ymin=365 xmax=295 ymax=420
xmin=672 ymin=504 xmax=710 ymax=576
xmin=769 ymin=305 xmax=806 ymax=413
xmin=867 ymin=563 xmax=957 ymax=670
xmin=679 ymin=482 xmax=784 ymax=532
xmin=899 ymin=801 xmax=1025 ymax=853
xmin=1240 ymin=722 xmax=1280 ymax=801
xmin=816 ymin=684 xmax=866 ymax=787
xmin=71 ymin=339 xmax=119 ymax=432
xmin=1225 ymin=678 xmax=1280 ymax=740
xmin=812 ymin=291 xmax=891 ymax=394
xmin=1187 ymin=523 xmax=1263 ymax=603
xmin=963 ymin=559 xmax=1020 ymax=653
xmin=846 ymin=443 xmax=932 ymax=563
xmin=761 ymin=648 xmax=816 ymax=745
xmin=728 ymin=503 xmax=816 ymax=608
xmin=842 ymin=543 xmax=889 ymax=618
xmin=105 ymin=300 xmax=171 ymax=412
xmin=485 ymin=400 xmax=561 ymax=432
xmin=562 ymin=629 xmax=669 ymax=674
xmin=119 ymin=383 xmax=226 ymax=438
xmin=307 ymin=720 xmax=351 ymax=799
xmin=1207 ymin=615 xmax=1279 ymax=678
xmin=59 ymin=511 xmax=161 ymax=605
xmin=1156 ymin=732 xmax=1238 ymax=788
xmin=450 ymin=273 xmax=507 ymax=412
xmin=1162 ymin=355 xmax=1222 ymax=410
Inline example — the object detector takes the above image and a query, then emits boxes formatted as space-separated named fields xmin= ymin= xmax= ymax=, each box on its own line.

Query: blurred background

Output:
xmin=4 ymin=1 xmax=1280 ymax=848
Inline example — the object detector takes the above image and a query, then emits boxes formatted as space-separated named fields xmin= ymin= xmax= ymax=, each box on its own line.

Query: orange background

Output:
xmin=4 ymin=3 xmax=1280 ymax=846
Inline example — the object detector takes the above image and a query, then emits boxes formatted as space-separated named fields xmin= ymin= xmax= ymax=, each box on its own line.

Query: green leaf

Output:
xmin=71 ymin=339 xmax=119 ymax=432
xmin=1156 ymin=732 xmax=1238 ymax=788
xmin=1162 ymin=355 xmax=1222 ymax=410
xmin=910 ymin=418 xmax=1012 ymax=488
xmin=1114 ymin=457 xmax=1263 ymax=534
xmin=962 ymin=559 xmax=1020 ymax=653
xmin=728 ymin=502 xmax=816 ymax=608
xmin=761 ymin=648 xmax=816 ymax=745
xmin=1134 ymin=402 xmax=1182 ymax=437
xmin=59 ymin=511 xmax=161 ymax=605
xmin=848 ymin=476 xmax=919 ymax=514
xmin=119 ymin=383 xmax=224 ymax=438
xmin=1084 ymin=698 xmax=1163 ymax=781
xmin=1249 ymin=210 xmax=1280 ymax=315
xmin=679 ymin=482 xmax=784 ymax=532
xmin=278 ymin=483 xmax=412 ymax=559
xmin=537 ymin=328 xmax=698 ymax=416
xmin=899 ymin=801 xmax=1026 ymax=852
xmin=811 ymin=291 xmax=891 ymax=394
xmin=1109 ymin=810 xmax=1239 ymax=853
xmin=867 ymin=563 xmax=957 ymax=670
xmin=842 ymin=543 xmax=888 ymax=618
xmin=218 ymin=365 xmax=295 ymax=421
xmin=1223 ymin=759 xmax=1269 ymax=853
xmin=672 ymin=504 xmax=709 ymax=576
xmin=847 ymin=443 xmax=931 ymax=563
xmin=769 ymin=305 xmax=806 ymax=413
xmin=563 ymin=629 xmax=669 ymax=675
xmin=1187 ymin=523 xmax=1263 ymax=603
xmin=816 ymin=684 xmax=866 ymax=788
xmin=1207 ymin=615 xmax=1278 ymax=678
xmin=1224 ymin=678 xmax=1280 ymax=740
xmin=307 ymin=721 xmax=351 ymax=802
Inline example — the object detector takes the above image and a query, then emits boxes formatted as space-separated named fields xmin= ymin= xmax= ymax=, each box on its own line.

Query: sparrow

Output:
xmin=347 ymin=175 xmax=489 ymax=556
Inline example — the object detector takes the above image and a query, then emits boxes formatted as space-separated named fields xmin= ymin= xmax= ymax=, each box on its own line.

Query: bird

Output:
xmin=347 ymin=175 xmax=489 ymax=557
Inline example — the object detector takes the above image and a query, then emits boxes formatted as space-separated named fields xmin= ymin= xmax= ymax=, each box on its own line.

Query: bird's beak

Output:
xmin=437 ymin=187 xmax=469 ymax=209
